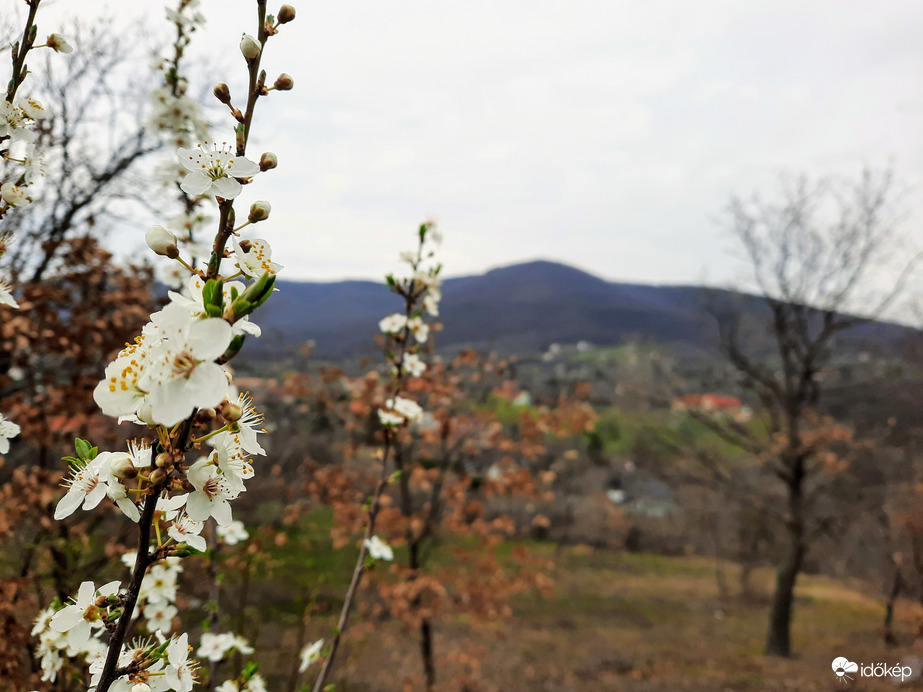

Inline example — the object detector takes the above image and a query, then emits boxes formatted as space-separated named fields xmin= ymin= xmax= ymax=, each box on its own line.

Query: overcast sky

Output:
xmin=26 ymin=0 xmax=923 ymax=296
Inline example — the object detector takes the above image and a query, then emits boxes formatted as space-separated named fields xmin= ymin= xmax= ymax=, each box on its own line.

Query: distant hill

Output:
xmin=248 ymin=260 xmax=910 ymax=360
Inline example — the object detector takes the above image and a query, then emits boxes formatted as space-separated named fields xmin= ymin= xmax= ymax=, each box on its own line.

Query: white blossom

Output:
xmin=18 ymin=97 xmax=47 ymax=120
xmin=49 ymin=580 xmax=119 ymax=650
xmin=54 ymin=457 xmax=108 ymax=520
xmin=379 ymin=313 xmax=407 ymax=335
xmin=382 ymin=396 xmax=424 ymax=424
xmin=46 ymin=34 xmax=73 ymax=53
xmin=141 ymin=562 xmax=179 ymax=605
xmin=1 ymin=181 xmax=30 ymax=206
xmin=423 ymin=293 xmax=440 ymax=317
xmin=231 ymin=392 xmax=266 ymax=455
xmin=99 ymin=451 xmax=141 ymax=522
xmin=364 ymin=535 xmax=394 ymax=561
xmin=211 ymin=432 xmax=253 ymax=492
xmin=216 ymin=520 xmax=249 ymax=545
xmin=298 ymin=638 xmax=324 ymax=672
xmin=165 ymin=633 xmax=198 ymax=692
xmin=402 ymin=353 xmax=426 ymax=377
xmin=143 ymin=602 xmax=177 ymax=634
xmin=232 ymin=237 xmax=282 ymax=278
xmin=93 ymin=333 xmax=154 ymax=419
xmin=139 ymin=303 xmax=233 ymax=426
xmin=168 ymin=513 xmax=206 ymax=552
xmin=185 ymin=459 xmax=241 ymax=526
xmin=177 ymin=142 xmax=259 ymax=199
xmin=246 ymin=674 xmax=267 ymax=692
xmin=196 ymin=632 xmax=250 ymax=662
xmin=407 ymin=316 xmax=429 ymax=343
xmin=378 ymin=410 xmax=403 ymax=426
xmin=0 ymin=412 xmax=21 ymax=453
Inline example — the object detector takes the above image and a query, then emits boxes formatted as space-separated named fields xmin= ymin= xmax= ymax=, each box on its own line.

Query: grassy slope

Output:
xmin=223 ymin=533 xmax=919 ymax=691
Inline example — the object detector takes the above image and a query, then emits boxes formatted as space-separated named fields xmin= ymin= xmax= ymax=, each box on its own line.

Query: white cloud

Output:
xmin=28 ymin=0 xmax=923 ymax=289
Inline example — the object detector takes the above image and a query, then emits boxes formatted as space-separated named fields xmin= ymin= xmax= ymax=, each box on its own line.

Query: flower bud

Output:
xmin=214 ymin=82 xmax=231 ymax=104
xmin=240 ymin=34 xmax=261 ymax=60
xmin=46 ymin=34 xmax=73 ymax=54
xmin=278 ymin=5 xmax=296 ymax=23
xmin=195 ymin=408 xmax=216 ymax=424
xmin=248 ymin=200 xmax=271 ymax=223
xmin=259 ymin=152 xmax=278 ymax=171
xmin=273 ymin=73 xmax=294 ymax=91
xmin=222 ymin=403 xmax=243 ymax=422
xmin=145 ymin=225 xmax=177 ymax=257
xmin=112 ymin=457 xmax=138 ymax=480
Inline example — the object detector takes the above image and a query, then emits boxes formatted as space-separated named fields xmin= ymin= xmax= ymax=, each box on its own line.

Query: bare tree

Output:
xmin=4 ymin=18 xmax=161 ymax=284
xmin=707 ymin=169 xmax=919 ymax=656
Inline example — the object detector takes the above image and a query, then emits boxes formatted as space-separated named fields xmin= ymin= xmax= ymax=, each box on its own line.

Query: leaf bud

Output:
xmin=155 ymin=452 xmax=173 ymax=469
xmin=150 ymin=468 xmax=168 ymax=486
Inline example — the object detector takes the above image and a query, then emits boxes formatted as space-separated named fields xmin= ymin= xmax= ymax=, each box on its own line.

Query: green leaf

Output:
xmin=172 ymin=544 xmax=206 ymax=558
xmin=220 ymin=335 xmax=246 ymax=361
xmin=231 ymin=299 xmax=252 ymax=318
xmin=206 ymin=251 xmax=221 ymax=278
xmin=202 ymin=278 xmax=225 ymax=311
xmin=74 ymin=438 xmax=92 ymax=460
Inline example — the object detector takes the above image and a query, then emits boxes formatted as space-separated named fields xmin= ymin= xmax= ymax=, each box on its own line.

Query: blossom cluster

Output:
xmin=0 ymin=5 xmax=72 ymax=455
xmin=377 ymin=222 xmax=443 ymax=428
xmin=32 ymin=580 xmax=201 ymax=691
xmin=149 ymin=0 xmax=215 ymax=288
xmin=34 ymin=2 xmax=297 ymax=688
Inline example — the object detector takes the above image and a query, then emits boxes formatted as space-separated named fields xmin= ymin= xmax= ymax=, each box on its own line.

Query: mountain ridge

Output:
xmin=248 ymin=260 xmax=909 ymax=359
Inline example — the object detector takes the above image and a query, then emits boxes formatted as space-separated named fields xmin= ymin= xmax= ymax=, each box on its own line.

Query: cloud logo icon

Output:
xmin=832 ymin=657 xmax=858 ymax=682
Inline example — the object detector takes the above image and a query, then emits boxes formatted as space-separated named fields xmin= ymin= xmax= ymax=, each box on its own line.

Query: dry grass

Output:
xmin=232 ymin=544 xmax=923 ymax=691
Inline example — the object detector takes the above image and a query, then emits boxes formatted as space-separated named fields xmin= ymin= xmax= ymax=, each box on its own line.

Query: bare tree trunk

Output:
xmin=882 ymin=561 xmax=903 ymax=647
xmin=765 ymin=467 xmax=805 ymax=657
xmin=420 ymin=618 xmax=435 ymax=692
